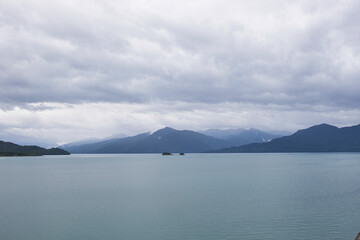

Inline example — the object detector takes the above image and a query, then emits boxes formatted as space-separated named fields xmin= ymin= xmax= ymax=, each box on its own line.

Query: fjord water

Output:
xmin=0 ymin=154 xmax=359 ymax=240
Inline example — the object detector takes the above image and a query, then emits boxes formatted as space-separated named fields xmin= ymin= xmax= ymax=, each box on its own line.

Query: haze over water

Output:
xmin=0 ymin=153 xmax=359 ymax=239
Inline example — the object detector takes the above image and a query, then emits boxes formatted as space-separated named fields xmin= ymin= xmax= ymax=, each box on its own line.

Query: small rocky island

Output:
xmin=162 ymin=152 xmax=185 ymax=155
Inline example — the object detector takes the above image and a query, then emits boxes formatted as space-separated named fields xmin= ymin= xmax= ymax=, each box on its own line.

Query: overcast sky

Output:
xmin=1 ymin=0 xmax=360 ymax=146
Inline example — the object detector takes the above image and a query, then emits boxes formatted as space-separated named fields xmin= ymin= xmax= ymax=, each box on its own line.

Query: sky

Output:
xmin=0 ymin=0 xmax=360 ymax=147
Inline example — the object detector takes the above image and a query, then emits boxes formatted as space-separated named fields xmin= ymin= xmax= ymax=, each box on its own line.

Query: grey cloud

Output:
xmin=0 ymin=0 xmax=359 ymax=110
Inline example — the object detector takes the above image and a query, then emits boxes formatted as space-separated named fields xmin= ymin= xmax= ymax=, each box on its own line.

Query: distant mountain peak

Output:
xmin=152 ymin=127 xmax=177 ymax=136
xmin=199 ymin=128 xmax=245 ymax=139
xmin=293 ymin=123 xmax=339 ymax=136
xmin=200 ymin=128 xmax=282 ymax=146
xmin=311 ymin=123 xmax=338 ymax=129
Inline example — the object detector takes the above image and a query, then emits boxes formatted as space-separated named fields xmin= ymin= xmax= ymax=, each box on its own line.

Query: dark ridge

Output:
xmin=0 ymin=141 xmax=70 ymax=156
xmin=210 ymin=123 xmax=360 ymax=153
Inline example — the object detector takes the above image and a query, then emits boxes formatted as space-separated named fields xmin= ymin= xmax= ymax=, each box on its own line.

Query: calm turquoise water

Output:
xmin=0 ymin=153 xmax=359 ymax=240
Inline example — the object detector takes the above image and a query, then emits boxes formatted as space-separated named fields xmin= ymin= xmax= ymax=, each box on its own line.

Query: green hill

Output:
xmin=0 ymin=141 xmax=70 ymax=156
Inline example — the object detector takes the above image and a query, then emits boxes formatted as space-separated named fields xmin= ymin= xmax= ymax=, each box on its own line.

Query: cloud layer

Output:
xmin=0 ymin=0 xmax=359 ymax=145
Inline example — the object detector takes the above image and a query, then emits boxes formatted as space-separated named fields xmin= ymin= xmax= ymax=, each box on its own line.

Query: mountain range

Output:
xmin=62 ymin=127 xmax=231 ymax=153
xmin=212 ymin=124 xmax=360 ymax=153
xmin=61 ymin=127 xmax=285 ymax=153
xmin=2 ymin=123 xmax=359 ymax=155
xmin=0 ymin=141 xmax=70 ymax=156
